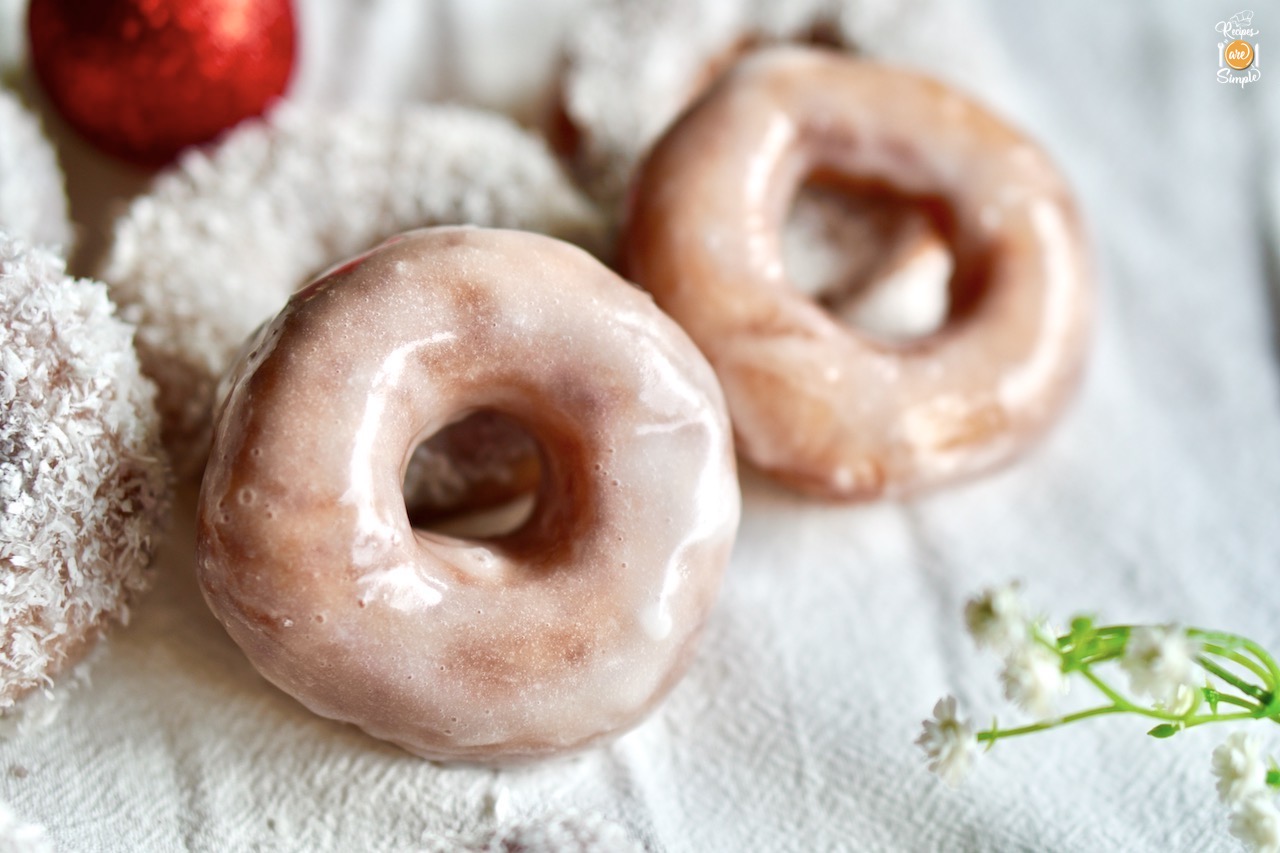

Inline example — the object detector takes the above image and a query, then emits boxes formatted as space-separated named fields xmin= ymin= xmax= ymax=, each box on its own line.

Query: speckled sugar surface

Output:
xmin=0 ymin=235 xmax=167 ymax=714
xmin=101 ymin=102 xmax=604 ymax=476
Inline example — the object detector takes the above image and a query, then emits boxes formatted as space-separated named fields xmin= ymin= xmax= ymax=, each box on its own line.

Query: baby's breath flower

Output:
xmin=1229 ymin=795 xmax=1280 ymax=853
xmin=1165 ymin=683 xmax=1199 ymax=716
xmin=1214 ymin=732 xmax=1269 ymax=806
xmin=916 ymin=695 xmax=978 ymax=787
xmin=929 ymin=583 xmax=1280 ymax=850
xmin=1120 ymin=625 xmax=1202 ymax=708
xmin=1000 ymin=643 xmax=1067 ymax=718
xmin=964 ymin=583 xmax=1027 ymax=652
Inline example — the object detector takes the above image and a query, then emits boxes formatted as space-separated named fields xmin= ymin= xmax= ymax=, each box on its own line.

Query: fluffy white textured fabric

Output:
xmin=560 ymin=0 xmax=1000 ymax=213
xmin=99 ymin=103 xmax=605 ymax=476
xmin=430 ymin=811 xmax=643 ymax=852
xmin=0 ymin=234 xmax=168 ymax=711
xmin=1 ymin=1 xmax=1277 ymax=851
xmin=0 ymin=798 xmax=49 ymax=853
xmin=0 ymin=91 xmax=69 ymax=251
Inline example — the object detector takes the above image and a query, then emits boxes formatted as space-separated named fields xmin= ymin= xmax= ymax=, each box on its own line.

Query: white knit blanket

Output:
xmin=2 ymin=0 xmax=1278 ymax=850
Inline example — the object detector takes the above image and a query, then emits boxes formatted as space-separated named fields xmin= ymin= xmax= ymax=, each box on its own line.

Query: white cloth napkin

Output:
xmin=3 ymin=0 xmax=1279 ymax=850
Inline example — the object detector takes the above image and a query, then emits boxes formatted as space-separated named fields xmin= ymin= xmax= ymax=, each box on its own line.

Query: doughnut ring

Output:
xmin=555 ymin=0 xmax=995 ymax=338
xmin=554 ymin=0 xmax=994 ymax=214
xmin=0 ymin=90 xmax=71 ymax=250
xmin=101 ymin=104 xmax=605 ymax=488
xmin=196 ymin=227 xmax=740 ymax=762
xmin=1 ymin=233 xmax=168 ymax=711
xmin=622 ymin=48 xmax=1092 ymax=500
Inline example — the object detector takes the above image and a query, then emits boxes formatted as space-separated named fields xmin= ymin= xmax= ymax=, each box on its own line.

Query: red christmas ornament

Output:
xmin=28 ymin=0 xmax=296 ymax=166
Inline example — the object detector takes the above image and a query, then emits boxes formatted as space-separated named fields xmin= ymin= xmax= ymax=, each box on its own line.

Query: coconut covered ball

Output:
xmin=100 ymin=103 xmax=605 ymax=477
xmin=0 ymin=89 xmax=70 ymax=250
xmin=1 ymin=233 xmax=169 ymax=711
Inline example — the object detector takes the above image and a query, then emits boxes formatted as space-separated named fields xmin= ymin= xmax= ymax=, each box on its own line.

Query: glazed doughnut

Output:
xmin=555 ymin=0 xmax=990 ymax=338
xmin=196 ymin=227 xmax=739 ymax=762
xmin=101 ymin=104 xmax=605 ymax=485
xmin=0 ymin=233 xmax=168 ymax=712
xmin=0 ymin=90 xmax=71 ymax=250
xmin=622 ymin=48 xmax=1092 ymax=500
xmin=555 ymin=0 xmax=995 ymax=213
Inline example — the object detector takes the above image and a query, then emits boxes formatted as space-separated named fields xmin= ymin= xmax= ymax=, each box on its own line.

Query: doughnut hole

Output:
xmin=401 ymin=410 xmax=543 ymax=539
xmin=782 ymin=181 xmax=956 ymax=344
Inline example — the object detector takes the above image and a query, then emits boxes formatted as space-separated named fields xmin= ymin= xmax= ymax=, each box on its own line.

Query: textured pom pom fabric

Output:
xmin=558 ymin=0 xmax=999 ymax=214
xmin=0 ymin=233 xmax=168 ymax=711
xmin=100 ymin=103 xmax=606 ymax=476
xmin=0 ymin=90 xmax=71 ymax=251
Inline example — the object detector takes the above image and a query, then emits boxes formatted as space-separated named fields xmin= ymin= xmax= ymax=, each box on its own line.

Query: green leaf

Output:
xmin=1147 ymin=724 xmax=1180 ymax=739
xmin=1061 ymin=616 xmax=1097 ymax=668
xmin=1203 ymin=687 xmax=1221 ymax=714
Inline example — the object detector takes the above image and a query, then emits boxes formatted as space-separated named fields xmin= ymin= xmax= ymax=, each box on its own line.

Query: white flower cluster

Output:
xmin=917 ymin=583 xmax=1063 ymax=788
xmin=915 ymin=696 xmax=976 ymax=788
xmin=922 ymin=581 xmax=1280 ymax=852
xmin=965 ymin=583 xmax=1068 ymax=719
xmin=1213 ymin=732 xmax=1280 ymax=853
xmin=1120 ymin=625 xmax=1203 ymax=710
xmin=918 ymin=583 xmax=1212 ymax=790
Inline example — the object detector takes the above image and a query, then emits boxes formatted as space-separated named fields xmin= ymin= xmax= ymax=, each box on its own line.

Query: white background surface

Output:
xmin=3 ymin=0 xmax=1280 ymax=850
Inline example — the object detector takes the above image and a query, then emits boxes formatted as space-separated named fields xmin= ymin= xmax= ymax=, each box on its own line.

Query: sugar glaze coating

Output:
xmin=102 ymin=104 xmax=604 ymax=480
xmin=555 ymin=0 xmax=994 ymax=216
xmin=623 ymin=48 xmax=1092 ymax=500
xmin=196 ymin=228 xmax=740 ymax=762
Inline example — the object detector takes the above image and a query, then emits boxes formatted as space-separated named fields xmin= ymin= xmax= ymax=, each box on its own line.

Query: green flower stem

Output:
xmin=1064 ymin=626 xmax=1280 ymax=721
xmin=973 ymin=703 xmax=1260 ymax=742
xmin=976 ymin=705 xmax=1127 ymax=744
xmin=1238 ymin=637 xmax=1280 ymax=713
xmin=1193 ymin=631 xmax=1280 ymax=717
xmin=1059 ymin=627 xmax=1129 ymax=668
xmin=1077 ymin=665 xmax=1265 ymax=725
xmin=941 ymin=594 xmax=1280 ymax=782
xmin=1198 ymin=640 xmax=1273 ymax=688
xmin=1171 ymin=712 xmax=1260 ymax=726
xmin=1079 ymin=668 xmax=1136 ymax=710
xmin=1194 ymin=632 xmax=1280 ymax=684
xmin=1198 ymin=654 xmax=1269 ymax=703
xmin=1210 ymin=693 xmax=1276 ymax=715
